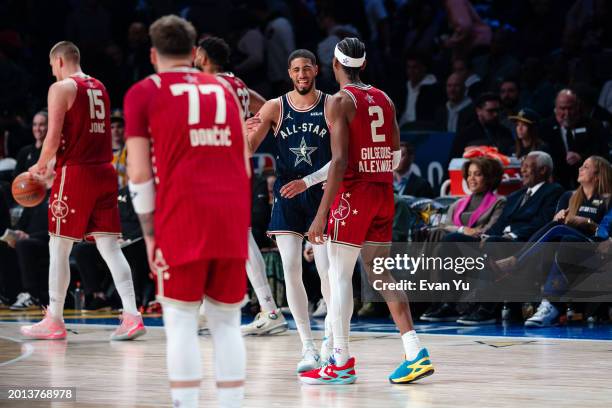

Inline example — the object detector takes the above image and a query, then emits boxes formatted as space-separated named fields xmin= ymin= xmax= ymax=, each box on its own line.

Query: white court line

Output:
xmin=1 ymin=321 xmax=610 ymax=343
xmin=0 ymin=335 xmax=34 ymax=367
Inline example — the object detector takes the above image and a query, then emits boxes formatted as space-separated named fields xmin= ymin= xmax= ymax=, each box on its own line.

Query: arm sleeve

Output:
xmin=302 ymin=161 xmax=330 ymax=188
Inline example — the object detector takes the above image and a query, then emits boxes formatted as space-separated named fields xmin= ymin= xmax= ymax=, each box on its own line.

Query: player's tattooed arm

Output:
xmin=245 ymin=99 xmax=280 ymax=155
xmin=137 ymin=213 xmax=155 ymax=237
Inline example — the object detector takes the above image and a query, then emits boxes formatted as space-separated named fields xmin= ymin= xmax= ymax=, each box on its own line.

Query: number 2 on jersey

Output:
xmin=170 ymin=83 xmax=227 ymax=125
xmin=368 ymin=105 xmax=385 ymax=142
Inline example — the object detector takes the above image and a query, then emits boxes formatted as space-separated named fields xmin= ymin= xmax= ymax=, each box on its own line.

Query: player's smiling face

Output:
xmin=289 ymin=57 xmax=318 ymax=95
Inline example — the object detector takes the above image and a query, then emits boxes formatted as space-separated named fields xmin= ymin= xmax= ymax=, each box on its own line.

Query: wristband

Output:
xmin=128 ymin=179 xmax=156 ymax=214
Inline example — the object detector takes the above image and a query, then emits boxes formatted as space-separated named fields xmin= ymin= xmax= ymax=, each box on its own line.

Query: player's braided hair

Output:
xmin=336 ymin=37 xmax=365 ymax=81
xmin=198 ymin=36 xmax=231 ymax=69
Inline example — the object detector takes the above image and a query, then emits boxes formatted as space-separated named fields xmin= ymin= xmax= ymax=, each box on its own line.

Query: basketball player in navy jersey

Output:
xmin=299 ymin=38 xmax=435 ymax=385
xmin=246 ymin=49 xmax=334 ymax=373
xmin=195 ymin=36 xmax=288 ymax=336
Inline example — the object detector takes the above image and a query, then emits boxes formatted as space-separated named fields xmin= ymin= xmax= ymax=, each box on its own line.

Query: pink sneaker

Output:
xmin=110 ymin=312 xmax=146 ymax=341
xmin=20 ymin=313 xmax=67 ymax=340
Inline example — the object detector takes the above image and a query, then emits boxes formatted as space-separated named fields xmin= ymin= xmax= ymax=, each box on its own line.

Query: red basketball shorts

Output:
xmin=153 ymin=248 xmax=247 ymax=306
xmin=328 ymin=181 xmax=394 ymax=247
xmin=49 ymin=163 xmax=121 ymax=241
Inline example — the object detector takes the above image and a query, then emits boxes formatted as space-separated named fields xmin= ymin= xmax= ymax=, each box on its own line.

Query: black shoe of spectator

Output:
xmin=421 ymin=303 xmax=460 ymax=322
xmin=9 ymin=292 xmax=41 ymax=311
xmin=456 ymin=306 xmax=496 ymax=325
xmin=419 ymin=303 xmax=440 ymax=320
xmin=83 ymin=295 xmax=112 ymax=313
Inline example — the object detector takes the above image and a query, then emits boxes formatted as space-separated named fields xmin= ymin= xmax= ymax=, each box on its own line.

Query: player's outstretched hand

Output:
xmin=280 ymin=179 xmax=307 ymax=198
xmin=307 ymin=215 xmax=327 ymax=245
xmin=245 ymin=113 xmax=262 ymax=137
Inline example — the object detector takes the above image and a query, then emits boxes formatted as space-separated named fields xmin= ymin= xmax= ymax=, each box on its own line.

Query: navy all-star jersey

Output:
xmin=268 ymin=90 xmax=331 ymax=236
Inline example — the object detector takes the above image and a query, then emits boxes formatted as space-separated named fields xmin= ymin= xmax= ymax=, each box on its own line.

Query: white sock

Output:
xmin=401 ymin=330 xmax=422 ymax=361
xmin=275 ymin=234 xmax=313 ymax=346
xmin=218 ymin=386 xmax=244 ymax=408
xmin=171 ymin=387 xmax=199 ymax=408
xmin=96 ymin=236 xmax=138 ymax=315
xmin=162 ymin=302 xmax=202 ymax=408
xmin=48 ymin=236 xmax=74 ymax=319
xmin=327 ymin=242 xmax=360 ymax=366
xmin=247 ymin=231 xmax=276 ymax=313
xmin=312 ymin=242 xmax=333 ymax=343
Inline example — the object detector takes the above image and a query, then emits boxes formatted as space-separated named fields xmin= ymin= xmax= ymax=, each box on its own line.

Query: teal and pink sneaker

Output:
xmin=299 ymin=357 xmax=357 ymax=385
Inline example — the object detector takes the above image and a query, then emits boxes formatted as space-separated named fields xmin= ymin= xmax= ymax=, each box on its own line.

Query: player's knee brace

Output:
xmin=162 ymin=302 xmax=202 ymax=382
xmin=205 ymin=299 xmax=245 ymax=382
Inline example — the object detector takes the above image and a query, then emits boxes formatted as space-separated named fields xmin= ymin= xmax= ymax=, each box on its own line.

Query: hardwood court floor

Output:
xmin=0 ymin=322 xmax=611 ymax=408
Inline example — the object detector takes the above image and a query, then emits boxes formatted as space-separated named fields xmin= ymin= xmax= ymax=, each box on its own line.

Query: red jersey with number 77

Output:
xmin=341 ymin=84 xmax=395 ymax=185
xmin=57 ymin=74 xmax=113 ymax=167
xmin=123 ymin=68 xmax=250 ymax=265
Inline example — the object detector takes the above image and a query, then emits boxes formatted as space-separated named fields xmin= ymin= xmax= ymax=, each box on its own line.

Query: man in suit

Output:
xmin=434 ymin=73 xmax=476 ymax=133
xmin=396 ymin=51 xmax=445 ymax=128
xmin=393 ymin=141 xmax=435 ymax=198
xmin=443 ymin=151 xmax=564 ymax=325
xmin=540 ymin=89 xmax=609 ymax=189
xmin=448 ymin=92 xmax=514 ymax=161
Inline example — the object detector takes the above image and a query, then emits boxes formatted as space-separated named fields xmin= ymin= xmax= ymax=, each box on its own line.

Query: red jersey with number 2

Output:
xmin=57 ymin=74 xmax=113 ymax=167
xmin=341 ymin=84 xmax=395 ymax=185
xmin=123 ymin=69 xmax=250 ymax=265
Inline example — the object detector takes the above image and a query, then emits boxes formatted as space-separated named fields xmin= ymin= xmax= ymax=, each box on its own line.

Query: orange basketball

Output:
xmin=11 ymin=172 xmax=46 ymax=207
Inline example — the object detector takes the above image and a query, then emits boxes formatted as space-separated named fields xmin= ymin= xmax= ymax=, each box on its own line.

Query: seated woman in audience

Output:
xmin=428 ymin=156 xmax=506 ymax=242
xmin=510 ymin=108 xmax=549 ymax=159
xmin=421 ymin=156 xmax=505 ymax=322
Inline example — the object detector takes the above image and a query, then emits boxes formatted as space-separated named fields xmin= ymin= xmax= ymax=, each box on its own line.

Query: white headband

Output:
xmin=334 ymin=45 xmax=365 ymax=68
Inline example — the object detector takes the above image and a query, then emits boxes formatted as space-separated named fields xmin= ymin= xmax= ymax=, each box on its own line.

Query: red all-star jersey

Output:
xmin=124 ymin=68 xmax=250 ymax=265
xmin=341 ymin=84 xmax=395 ymax=185
xmin=216 ymin=72 xmax=250 ymax=120
xmin=57 ymin=74 xmax=113 ymax=167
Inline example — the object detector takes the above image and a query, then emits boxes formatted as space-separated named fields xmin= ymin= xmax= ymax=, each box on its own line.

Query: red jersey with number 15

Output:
xmin=217 ymin=72 xmax=250 ymax=120
xmin=123 ymin=68 xmax=250 ymax=265
xmin=341 ymin=84 xmax=395 ymax=185
xmin=57 ymin=74 xmax=113 ymax=167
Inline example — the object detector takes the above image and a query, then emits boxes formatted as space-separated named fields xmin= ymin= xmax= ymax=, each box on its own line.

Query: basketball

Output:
xmin=11 ymin=172 xmax=46 ymax=207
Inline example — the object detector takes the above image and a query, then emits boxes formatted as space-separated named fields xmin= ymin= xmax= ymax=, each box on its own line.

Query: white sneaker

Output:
xmin=198 ymin=314 xmax=209 ymax=336
xmin=241 ymin=309 xmax=288 ymax=336
xmin=10 ymin=292 xmax=39 ymax=311
xmin=319 ymin=336 xmax=333 ymax=363
xmin=297 ymin=347 xmax=321 ymax=373
xmin=525 ymin=301 xmax=559 ymax=328
xmin=312 ymin=299 xmax=327 ymax=318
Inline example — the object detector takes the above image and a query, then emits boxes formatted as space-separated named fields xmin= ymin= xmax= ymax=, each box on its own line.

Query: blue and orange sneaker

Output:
xmin=299 ymin=357 xmax=357 ymax=385
xmin=388 ymin=348 xmax=434 ymax=384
